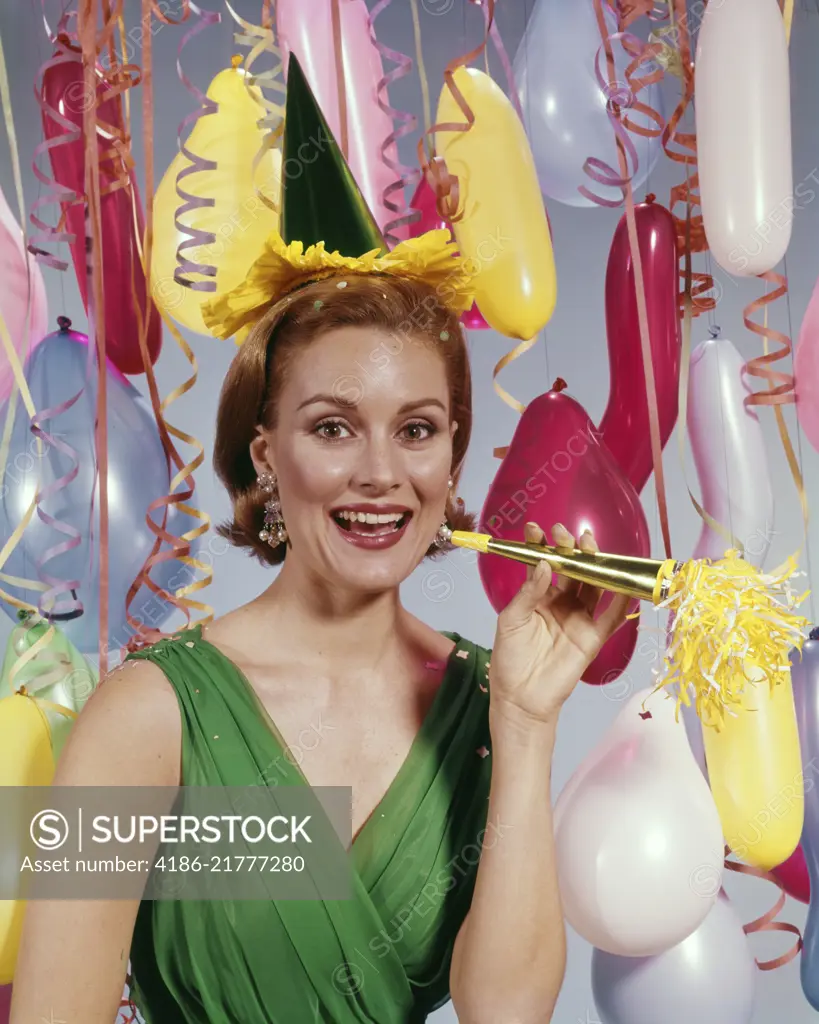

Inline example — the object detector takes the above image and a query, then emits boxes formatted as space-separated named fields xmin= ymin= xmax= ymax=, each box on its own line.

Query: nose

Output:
xmin=353 ymin=433 xmax=403 ymax=494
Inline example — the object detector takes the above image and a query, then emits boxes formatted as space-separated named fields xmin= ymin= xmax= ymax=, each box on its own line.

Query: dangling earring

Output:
xmin=434 ymin=476 xmax=455 ymax=548
xmin=258 ymin=471 xmax=288 ymax=548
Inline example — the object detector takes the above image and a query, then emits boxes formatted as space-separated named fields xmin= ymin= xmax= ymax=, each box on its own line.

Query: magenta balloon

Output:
xmin=598 ymin=199 xmax=681 ymax=495
xmin=478 ymin=383 xmax=651 ymax=684
xmin=0 ymin=985 xmax=9 ymax=1024
xmin=408 ymin=178 xmax=490 ymax=330
xmin=795 ymin=275 xmax=819 ymax=456
xmin=770 ymin=843 xmax=809 ymax=904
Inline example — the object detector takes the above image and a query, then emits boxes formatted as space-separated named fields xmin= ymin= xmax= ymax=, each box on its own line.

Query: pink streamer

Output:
xmin=475 ymin=1 xmax=524 ymax=123
xmin=368 ymin=0 xmax=421 ymax=247
xmin=173 ymin=1 xmax=221 ymax=296
xmin=28 ymin=28 xmax=84 ymax=269
xmin=31 ymin=318 xmax=88 ymax=622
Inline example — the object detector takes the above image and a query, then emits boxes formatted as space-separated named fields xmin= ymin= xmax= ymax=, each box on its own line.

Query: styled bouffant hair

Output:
xmin=213 ymin=272 xmax=477 ymax=566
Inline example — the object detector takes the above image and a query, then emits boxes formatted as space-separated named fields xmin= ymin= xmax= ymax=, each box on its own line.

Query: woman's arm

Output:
xmin=450 ymin=708 xmax=563 ymax=1024
xmin=10 ymin=660 xmax=181 ymax=1024
xmin=450 ymin=522 xmax=629 ymax=1024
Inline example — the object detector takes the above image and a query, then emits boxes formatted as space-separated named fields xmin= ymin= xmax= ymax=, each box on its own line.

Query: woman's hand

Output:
xmin=489 ymin=522 xmax=631 ymax=728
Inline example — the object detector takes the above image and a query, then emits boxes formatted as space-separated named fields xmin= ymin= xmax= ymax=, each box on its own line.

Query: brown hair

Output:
xmin=213 ymin=272 xmax=476 ymax=566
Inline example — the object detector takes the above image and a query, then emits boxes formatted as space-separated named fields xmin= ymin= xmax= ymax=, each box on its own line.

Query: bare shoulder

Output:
xmin=55 ymin=656 xmax=182 ymax=788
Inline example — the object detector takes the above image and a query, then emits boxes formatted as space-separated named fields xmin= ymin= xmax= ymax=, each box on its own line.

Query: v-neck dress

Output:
xmin=124 ymin=624 xmax=493 ymax=1024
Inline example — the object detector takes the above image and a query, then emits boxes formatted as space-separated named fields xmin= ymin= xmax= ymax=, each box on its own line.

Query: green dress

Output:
xmin=124 ymin=624 xmax=493 ymax=1023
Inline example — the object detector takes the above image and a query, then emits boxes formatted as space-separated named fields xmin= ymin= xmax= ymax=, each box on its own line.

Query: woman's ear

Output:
xmin=249 ymin=428 xmax=275 ymax=479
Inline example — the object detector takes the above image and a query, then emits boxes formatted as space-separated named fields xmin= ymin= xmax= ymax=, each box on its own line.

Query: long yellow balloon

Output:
xmin=0 ymin=694 xmax=55 ymax=984
xmin=435 ymin=67 xmax=556 ymax=340
xmin=703 ymin=666 xmax=804 ymax=871
xmin=151 ymin=63 xmax=281 ymax=337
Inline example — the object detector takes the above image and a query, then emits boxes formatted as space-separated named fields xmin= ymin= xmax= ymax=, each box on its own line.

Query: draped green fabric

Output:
xmin=124 ymin=624 xmax=493 ymax=1023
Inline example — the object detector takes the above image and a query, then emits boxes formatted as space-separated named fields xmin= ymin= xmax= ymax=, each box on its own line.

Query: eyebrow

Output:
xmin=297 ymin=394 xmax=448 ymax=414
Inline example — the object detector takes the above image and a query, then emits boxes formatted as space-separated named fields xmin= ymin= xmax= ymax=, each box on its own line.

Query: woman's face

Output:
xmin=251 ymin=325 xmax=457 ymax=591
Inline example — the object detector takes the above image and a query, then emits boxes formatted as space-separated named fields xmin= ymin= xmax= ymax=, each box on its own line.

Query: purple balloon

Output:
xmin=790 ymin=629 xmax=819 ymax=1010
xmin=591 ymin=893 xmax=756 ymax=1024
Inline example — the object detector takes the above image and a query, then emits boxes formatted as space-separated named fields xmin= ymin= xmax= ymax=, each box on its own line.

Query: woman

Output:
xmin=10 ymin=56 xmax=629 ymax=1024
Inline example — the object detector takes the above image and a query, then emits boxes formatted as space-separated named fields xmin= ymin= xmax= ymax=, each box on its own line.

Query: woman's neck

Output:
xmin=247 ymin=557 xmax=427 ymax=675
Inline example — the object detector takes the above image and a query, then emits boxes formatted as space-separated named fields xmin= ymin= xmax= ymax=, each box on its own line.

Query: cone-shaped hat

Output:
xmin=280 ymin=53 xmax=386 ymax=256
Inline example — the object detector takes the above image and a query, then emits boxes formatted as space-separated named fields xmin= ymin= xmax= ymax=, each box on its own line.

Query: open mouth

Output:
xmin=332 ymin=509 xmax=412 ymax=537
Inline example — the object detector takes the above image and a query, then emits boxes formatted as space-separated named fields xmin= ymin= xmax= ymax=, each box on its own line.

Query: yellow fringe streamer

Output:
xmin=653 ymin=552 xmax=811 ymax=728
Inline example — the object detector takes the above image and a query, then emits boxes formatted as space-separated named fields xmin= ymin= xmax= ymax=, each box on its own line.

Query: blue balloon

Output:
xmin=514 ymin=0 xmax=666 ymax=208
xmin=0 ymin=323 xmax=201 ymax=653
xmin=791 ymin=629 xmax=819 ymax=1010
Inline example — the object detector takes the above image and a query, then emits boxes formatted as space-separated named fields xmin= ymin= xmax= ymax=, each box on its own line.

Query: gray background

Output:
xmin=2 ymin=0 xmax=819 ymax=1021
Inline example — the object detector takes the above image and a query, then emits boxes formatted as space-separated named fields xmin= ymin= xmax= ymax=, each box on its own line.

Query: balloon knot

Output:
xmin=552 ymin=377 xmax=568 ymax=393
xmin=57 ymin=316 xmax=72 ymax=332
xmin=231 ymin=54 xmax=244 ymax=69
xmin=645 ymin=193 xmax=656 ymax=204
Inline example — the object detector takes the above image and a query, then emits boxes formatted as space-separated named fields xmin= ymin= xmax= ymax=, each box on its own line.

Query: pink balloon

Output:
xmin=771 ymin=843 xmax=810 ymax=904
xmin=0 ymin=985 xmax=10 ymax=1024
xmin=478 ymin=380 xmax=651 ymax=684
xmin=408 ymin=178 xmax=489 ymax=330
xmin=598 ymin=198 xmax=681 ymax=495
xmin=795 ymin=274 xmax=819 ymax=455
xmin=277 ymin=0 xmax=410 ymax=243
xmin=0 ymin=185 xmax=48 ymax=405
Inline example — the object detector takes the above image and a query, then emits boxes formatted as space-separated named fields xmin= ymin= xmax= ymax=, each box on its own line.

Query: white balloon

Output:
xmin=695 ymin=0 xmax=792 ymax=277
xmin=682 ymin=336 xmax=774 ymax=778
xmin=554 ymin=688 xmax=724 ymax=956
xmin=688 ymin=337 xmax=774 ymax=565
xmin=592 ymin=893 xmax=756 ymax=1024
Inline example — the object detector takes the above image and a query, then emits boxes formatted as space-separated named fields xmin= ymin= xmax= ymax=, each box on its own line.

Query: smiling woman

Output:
xmin=9 ymin=51 xmax=628 ymax=1024
xmin=212 ymin=273 xmax=476 ymax=571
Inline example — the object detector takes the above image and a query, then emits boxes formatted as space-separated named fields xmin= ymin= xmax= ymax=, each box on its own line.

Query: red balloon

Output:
xmin=478 ymin=380 xmax=650 ymax=684
xmin=598 ymin=197 xmax=681 ymax=495
xmin=41 ymin=47 xmax=162 ymax=375
xmin=408 ymin=178 xmax=490 ymax=330
xmin=771 ymin=844 xmax=810 ymax=904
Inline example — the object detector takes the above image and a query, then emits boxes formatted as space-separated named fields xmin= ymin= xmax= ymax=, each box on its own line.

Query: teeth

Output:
xmin=336 ymin=510 xmax=405 ymax=524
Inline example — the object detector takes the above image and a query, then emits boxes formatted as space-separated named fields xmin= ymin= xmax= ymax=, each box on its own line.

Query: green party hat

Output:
xmin=280 ymin=52 xmax=387 ymax=257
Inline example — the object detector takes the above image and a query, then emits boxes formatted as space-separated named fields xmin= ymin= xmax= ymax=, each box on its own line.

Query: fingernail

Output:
xmin=553 ymin=523 xmax=566 ymax=532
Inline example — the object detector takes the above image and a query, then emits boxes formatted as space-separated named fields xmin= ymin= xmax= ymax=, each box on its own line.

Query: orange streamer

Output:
xmin=120 ymin=0 xmax=213 ymax=658
xmin=663 ymin=0 xmax=715 ymax=318
xmin=416 ymin=0 xmax=495 ymax=223
xmin=724 ymin=847 xmax=803 ymax=971
xmin=591 ymin=0 xmax=672 ymax=558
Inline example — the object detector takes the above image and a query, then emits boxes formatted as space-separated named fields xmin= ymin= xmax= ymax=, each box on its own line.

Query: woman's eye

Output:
xmin=401 ymin=421 xmax=437 ymax=442
xmin=314 ymin=420 xmax=351 ymax=441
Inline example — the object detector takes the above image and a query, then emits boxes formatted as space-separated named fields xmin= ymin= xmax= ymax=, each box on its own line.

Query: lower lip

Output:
xmin=331 ymin=515 xmax=411 ymax=550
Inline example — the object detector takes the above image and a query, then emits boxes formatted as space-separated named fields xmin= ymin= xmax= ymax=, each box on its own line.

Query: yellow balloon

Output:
xmin=151 ymin=63 xmax=281 ymax=337
xmin=435 ymin=67 xmax=556 ymax=340
xmin=0 ymin=694 xmax=55 ymax=984
xmin=702 ymin=667 xmax=804 ymax=871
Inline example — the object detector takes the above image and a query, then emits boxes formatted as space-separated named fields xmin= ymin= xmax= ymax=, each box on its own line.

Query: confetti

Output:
xmin=185 ymin=641 xmax=195 ymax=648
xmin=336 ymin=280 xmax=348 ymax=289
xmin=476 ymin=746 xmax=490 ymax=758
xmin=313 ymin=299 xmax=324 ymax=310
xmin=439 ymin=330 xmax=450 ymax=340
xmin=456 ymin=649 xmax=469 ymax=660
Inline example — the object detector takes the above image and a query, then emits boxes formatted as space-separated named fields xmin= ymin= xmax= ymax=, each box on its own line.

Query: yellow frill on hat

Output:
xmin=201 ymin=228 xmax=477 ymax=342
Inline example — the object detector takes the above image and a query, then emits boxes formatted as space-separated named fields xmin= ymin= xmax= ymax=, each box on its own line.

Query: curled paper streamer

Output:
xmin=123 ymin=0 xmax=212 ymax=650
xmin=416 ymin=0 xmax=495 ymax=223
xmin=225 ymin=0 xmax=285 ymax=214
xmin=588 ymin=0 xmax=671 ymax=558
xmin=29 ymin=36 xmax=84 ymax=270
xmin=724 ymin=847 xmax=803 ymax=971
xmin=173 ymin=1 xmax=222 ymax=301
xmin=369 ymin=0 xmax=420 ymax=246
xmin=742 ymin=273 xmax=808 ymax=534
